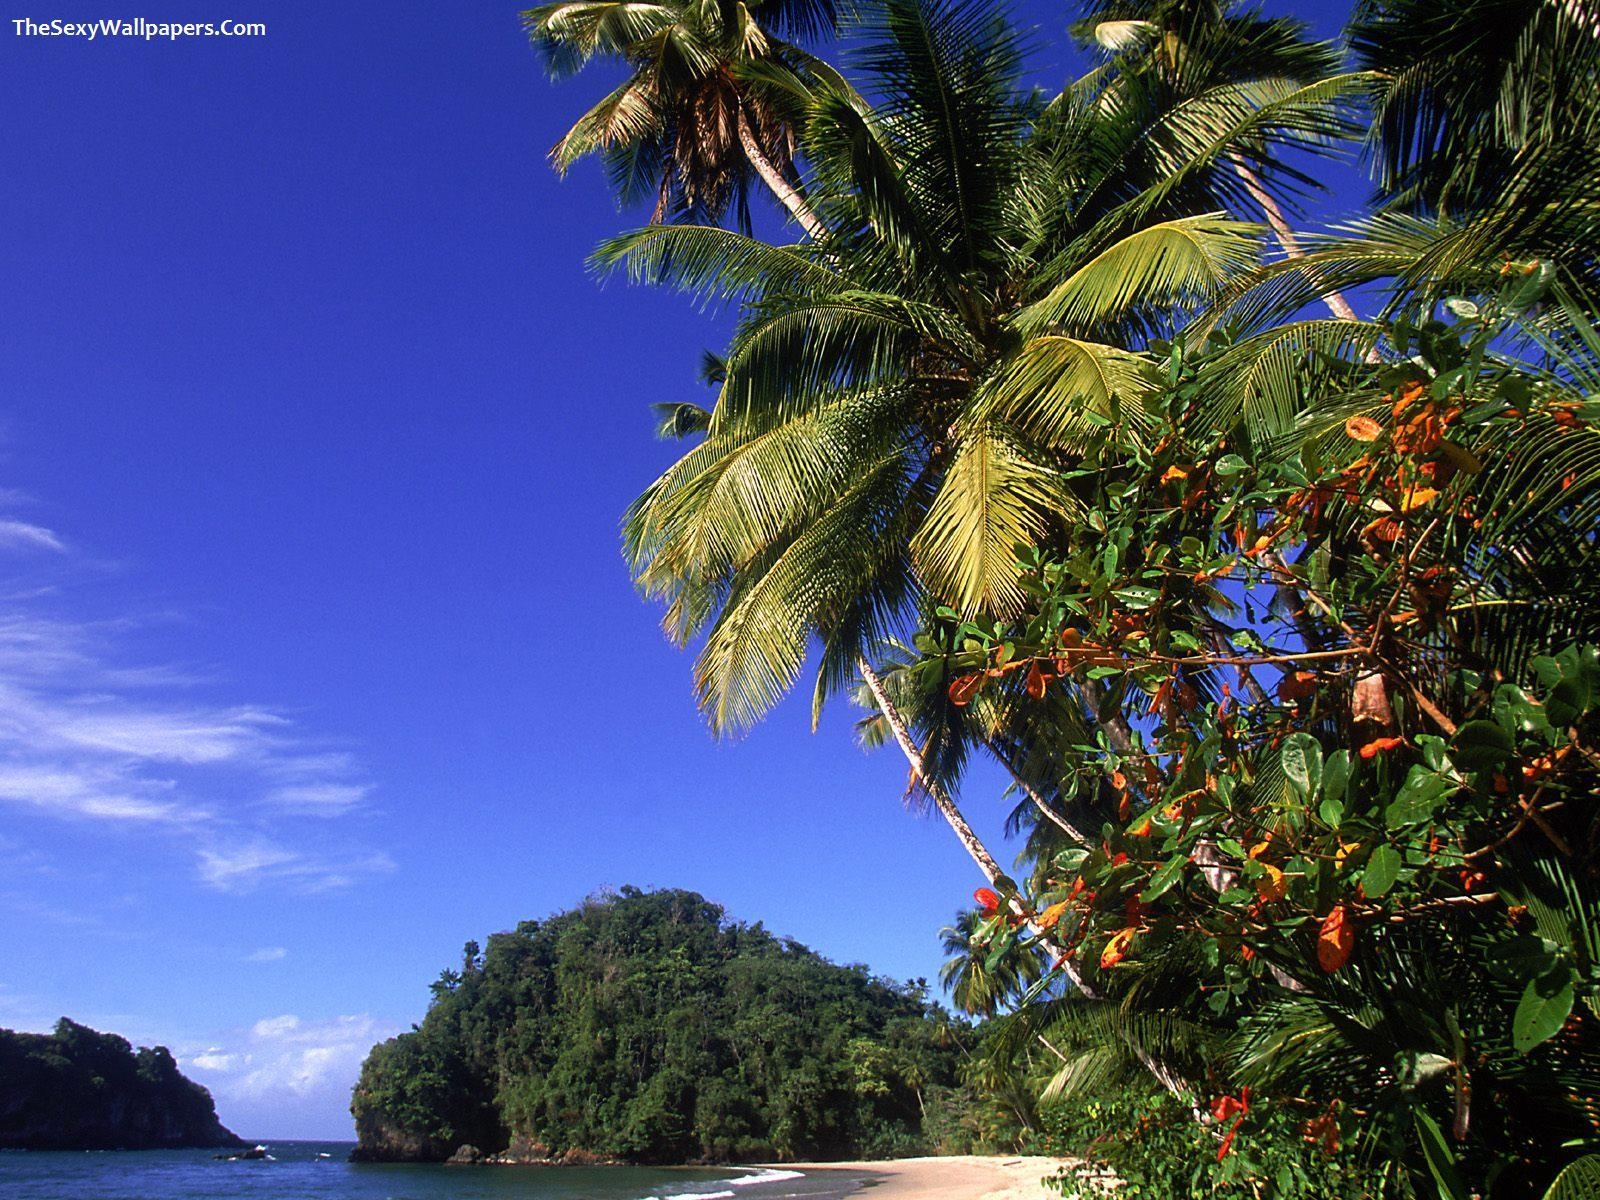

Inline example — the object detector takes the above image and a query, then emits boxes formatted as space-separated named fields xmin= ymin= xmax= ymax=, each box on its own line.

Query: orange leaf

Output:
xmin=1392 ymin=381 xmax=1426 ymax=415
xmin=1318 ymin=905 xmax=1355 ymax=972
xmin=1254 ymin=862 xmax=1287 ymax=902
xmin=1100 ymin=927 xmax=1136 ymax=969
xmin=1358 ymin=736 xmax=1405 ymax=759
xmin=1304 ymin=1110 xmax=1340 ymax=1156
xmin=1398 ymin=485 xmax=1439 ymax=512
xmin=1160 ymin=464 xmax=1189 ymax=483
xmin=1277 ymin=669 xmax=1317 ymax=704
xmin=948 ymin=673 xmax=984 ymax=707
xmin=1036 ymin=900 xmax=1070 ymax=930
xmin=1362 ymin=515 xmax=1402 ymax=544
xmin=1344 ymin=414 xmax=1382 ymax=442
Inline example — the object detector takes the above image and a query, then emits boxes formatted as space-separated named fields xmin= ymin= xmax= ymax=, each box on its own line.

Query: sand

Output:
xmin=762 ymin=1155 xmax=1106 ymax=1200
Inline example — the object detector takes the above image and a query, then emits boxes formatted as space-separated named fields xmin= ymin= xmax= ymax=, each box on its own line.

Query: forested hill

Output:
xmin=351 ymin=887 xmax=971 ymax=1164
xmin=0 ymin=1019 xmax=243 ymax=1150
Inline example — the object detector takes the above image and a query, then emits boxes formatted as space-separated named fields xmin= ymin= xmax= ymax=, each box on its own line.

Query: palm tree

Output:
xmin=523 ymin=0 xmax=840 ymax=234
xmin=1203 ymin=0 xmax=1600 ymax=359
xmin=1350 ymin=0 xmax=1600 ymax=217
xmin=611 ymin=0 xmax=1347 ymax=722
xmin=1077 ymin=0 xmax=1369 ymax=321
xmin=939 ymin=908 xmax=1043 ymax=1018
xmin=603 ymin=5 xmax=1371 ymax=990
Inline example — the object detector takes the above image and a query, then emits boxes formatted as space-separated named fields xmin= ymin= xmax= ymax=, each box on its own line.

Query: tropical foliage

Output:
xmin=538 ymin=0 xmax=1600 ymax=1194
xmin=350 ymin=887 xmax=973 ymax=1162
xmin=0 ymin=1019 xmax=239 ymax=1150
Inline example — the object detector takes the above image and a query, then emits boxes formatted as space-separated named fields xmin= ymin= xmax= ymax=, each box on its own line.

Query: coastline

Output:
xmin=759 ymin=1155 xmax=1083 ymax=1200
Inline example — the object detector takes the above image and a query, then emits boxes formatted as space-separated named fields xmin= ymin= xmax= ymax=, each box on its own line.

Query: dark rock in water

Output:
xmin=0 ymin=1019 xmax=245 ymax=1151
xmin=347 ymin=1110 xmax=444 ymax=1162
xmin=488 ymin=1135 xmax=552 ymax=1165
xmin=446 ymin=1144 xmax=483 ymax=1164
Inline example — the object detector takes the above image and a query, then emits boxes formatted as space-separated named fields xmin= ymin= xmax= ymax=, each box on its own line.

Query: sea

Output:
xmin=0 ymin=1142 xmax=878 ymax=1200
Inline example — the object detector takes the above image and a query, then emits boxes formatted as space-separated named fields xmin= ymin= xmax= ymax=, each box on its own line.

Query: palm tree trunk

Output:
xmin=983 ymin=737 xmax=1093 ymax=845
xmin=1227 ymin=154 xmax=1363 ymax=324
xmin=857 ymin=658 xmax=1087 ymax=981
xmin=858 ymin=658 xmax=1020 ymax=887
xmin=736 ymin=105 xmax=827 ymax=241
xmin=856 ymin=658 xmax=1216 ymax=1113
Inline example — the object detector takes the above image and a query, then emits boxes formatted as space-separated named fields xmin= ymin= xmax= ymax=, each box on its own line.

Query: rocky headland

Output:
xmin=0 ymin=1019 xmax=243 ymax=1151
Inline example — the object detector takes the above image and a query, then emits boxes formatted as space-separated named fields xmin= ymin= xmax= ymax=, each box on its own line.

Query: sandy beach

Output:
xmin=765 ymin=1155 xmax=1088 ymax=1200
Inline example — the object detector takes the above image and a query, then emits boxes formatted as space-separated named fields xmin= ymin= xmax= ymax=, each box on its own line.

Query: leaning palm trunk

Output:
xmin=858 ymin=660 xmax=1212 ymax=1117
xmin=1228 ymin=156 xmax=1382 ymax=397
xmin=984 ymin=737 xmax=1094 ymax=845
xmin=736 ymin=106 xmax=827 ymax=240
xmin=1227 ymin=154 xmax=1363 ymax=324
xmin=856 ymin=659 xmax=1082 ymax=968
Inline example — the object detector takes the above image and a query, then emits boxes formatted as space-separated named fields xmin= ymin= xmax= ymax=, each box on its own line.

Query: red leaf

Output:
xmin=974 ymin=887 xmax=1000 ymax=916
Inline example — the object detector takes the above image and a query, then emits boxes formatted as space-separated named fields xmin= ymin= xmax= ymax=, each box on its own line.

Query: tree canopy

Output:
xmin=351 ymin=887 xmax=971 ymax=1163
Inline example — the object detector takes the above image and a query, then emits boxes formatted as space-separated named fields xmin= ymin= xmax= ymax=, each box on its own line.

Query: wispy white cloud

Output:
xmin=0 ymin=519 xmax=66 ymax=553
xmin=243 ymin=946 xmax=287 ymax=963
xmin=189 ymin=1049 xmax=242 ymax=1072
xmin=266 ymin=782 xmax=369 ymax=816
xmin=197 ymin=841 xmax=393 ymax=895
xmin=0 ymin=510 xmax=387 ymax=893
xmin=0 ymin=762 xmax=199 ymax=824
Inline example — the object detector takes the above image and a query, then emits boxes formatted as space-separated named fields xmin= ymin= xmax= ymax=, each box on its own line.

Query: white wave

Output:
xmin=641 ymin=1167 xmax=808 ymax=1200
xmin=729 ymin=1169 xmax=805 ymax=1187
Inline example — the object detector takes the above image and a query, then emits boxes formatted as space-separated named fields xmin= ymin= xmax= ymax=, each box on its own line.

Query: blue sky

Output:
xmin=0 ymin=0 xmax=1356 ymax=1140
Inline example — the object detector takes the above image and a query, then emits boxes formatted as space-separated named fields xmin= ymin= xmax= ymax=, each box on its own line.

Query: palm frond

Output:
xmin=1017 ymin=214 xmax=1263 ymax=337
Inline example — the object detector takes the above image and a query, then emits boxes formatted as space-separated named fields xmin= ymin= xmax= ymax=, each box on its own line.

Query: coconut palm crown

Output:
xmin=608 ymin=0 xmax=1357 ymax=738
xmin=604 ymin=0 xmax=1369 ymax=742
xmin=524 ymin=0 xmax=845 ymax=231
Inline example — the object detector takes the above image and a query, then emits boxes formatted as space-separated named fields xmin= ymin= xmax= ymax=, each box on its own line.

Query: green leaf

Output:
xmin=1322 ymin=750 xmax=1351 ymax=805
xmin=983 ymin=929 xmax=1015 ymax=976
xmin=1281 ymin=733 xmax=1323 ymax=803
xmin=1450 ymin=720 xmax=1515 ymax=772
xmin=1113 ymin=586 xmax=1161 ymax=610
xmin=1395 ymin=1050 xmax=1452 ymax=1091
xmin=1363 ymin=844 xmax=1403 ymax=898
xmin=1386 ymin=767 xmax=1456 ymax=828
xmin=1542 ymin=1155 xmax=1600 ymax=1200
xmin=1514 ymin=965 xmax=1575 ymax=1053
xmin=1413 ymin=1111 xmax=1470 ymax=1200
xmin=1486 ymin=932 xmax=1561 ymax=982
xmin=1054 ymin=848 xmax=1089 ymax=873
xmin=1547 ymin=677 xmax=1592 ymax=730
xmin=1141 ymin=853 xmax=1188 ymax=903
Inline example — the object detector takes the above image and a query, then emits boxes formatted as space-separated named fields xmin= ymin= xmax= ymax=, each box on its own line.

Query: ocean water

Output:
xmin=0 ymin=1142 xmax=877 ymax=1200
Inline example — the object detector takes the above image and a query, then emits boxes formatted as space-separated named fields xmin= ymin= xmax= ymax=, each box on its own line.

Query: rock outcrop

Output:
xmin=0 ymin=1019 xmax=244 ymax=1151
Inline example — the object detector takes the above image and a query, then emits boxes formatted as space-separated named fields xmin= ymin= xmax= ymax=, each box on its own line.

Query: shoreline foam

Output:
xmin=759 ymin=1155 xmax=1077 ymax=1200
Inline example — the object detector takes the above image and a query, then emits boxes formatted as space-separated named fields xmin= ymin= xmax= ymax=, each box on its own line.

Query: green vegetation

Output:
xmin=529 ymin=0 xmax=1600 ymax=1194
xmin=351 ymin=887 xmax=975 ymax=1162
xmin=0 ymin=1018 xmax=241 ymax=1150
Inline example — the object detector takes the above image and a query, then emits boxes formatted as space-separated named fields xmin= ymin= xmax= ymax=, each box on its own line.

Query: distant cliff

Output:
xmin=0 ymin=1018 xmax=244 ymax=1150
xmin=352 ymin=887 xmax=972 ymax=1164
